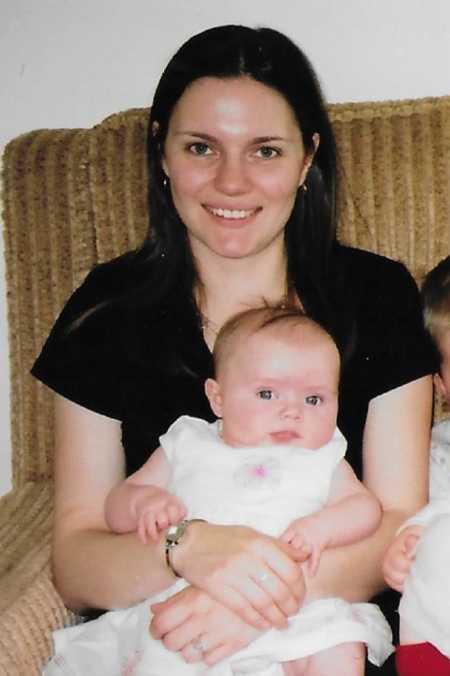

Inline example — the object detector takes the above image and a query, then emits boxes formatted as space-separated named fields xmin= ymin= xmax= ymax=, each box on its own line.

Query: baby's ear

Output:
xmin=205 ymin=378 xmax=223 ymax=417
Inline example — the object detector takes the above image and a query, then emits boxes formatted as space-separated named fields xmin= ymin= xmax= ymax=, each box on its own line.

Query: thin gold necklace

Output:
xmin=199 ymin=286 xmax=294 ymax=336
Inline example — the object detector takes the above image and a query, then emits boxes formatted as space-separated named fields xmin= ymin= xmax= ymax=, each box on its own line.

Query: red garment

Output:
xmin=396 ymin=643 xmax=450 ymax=676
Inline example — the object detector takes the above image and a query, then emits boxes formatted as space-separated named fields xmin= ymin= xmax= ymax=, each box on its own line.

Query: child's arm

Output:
xmin=281 ymin=459 xmax=381 ymax=575
xmin=105 ymin=446 xmax=187 ymax=543
xmin=382 ymin=524 xmax=424 ymax=592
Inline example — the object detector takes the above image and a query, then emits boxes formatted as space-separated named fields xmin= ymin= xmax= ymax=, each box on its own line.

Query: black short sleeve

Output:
xmin=336 ymin=246 xmax=436 ymax=476
xmin=31 ymin=267 xmax=128 ymax=421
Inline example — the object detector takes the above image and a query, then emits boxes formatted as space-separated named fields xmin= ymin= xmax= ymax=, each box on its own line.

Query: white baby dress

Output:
xmin=44 ymin=415 xmax=393 ymax=675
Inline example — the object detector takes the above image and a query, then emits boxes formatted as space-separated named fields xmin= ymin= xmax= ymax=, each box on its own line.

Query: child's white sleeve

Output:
xmin=429 ymin=421 xmax=450 ymax=501
xmin=398 ymin=499 xmax=450 ymax=533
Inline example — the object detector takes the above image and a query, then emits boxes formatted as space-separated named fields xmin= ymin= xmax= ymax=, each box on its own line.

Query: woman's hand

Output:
xmin=150 ymin=585 xmax=265 ymax=666
xmin=382 ymin=524 xmax=424 ymax=592
xmin=172 ymin=522 xmax=308 ymax=629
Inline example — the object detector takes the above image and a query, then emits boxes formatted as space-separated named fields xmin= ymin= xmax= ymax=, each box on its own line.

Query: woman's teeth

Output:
xmin=209 ymin=207 xmax=254 ymax=219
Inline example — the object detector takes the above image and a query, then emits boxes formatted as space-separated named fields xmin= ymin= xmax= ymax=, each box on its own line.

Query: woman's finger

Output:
xmin=209 ymin=583 xmax=272 ymax=630
xmin=180 ymin=643 xmax=204 ymax=663
xmin=150 ymin=593 xmax=194 ymax=638
xmin=251 ymin=568 xmax=301 ymax=620
xmin=160 ymin=617 xmax=212 ymax=652
xmin=236 ymin=573 xmax=289 ymax=628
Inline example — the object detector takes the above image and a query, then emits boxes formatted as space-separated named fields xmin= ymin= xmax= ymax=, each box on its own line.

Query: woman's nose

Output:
xmin=214 ymin=155 xmax=250 ymax=195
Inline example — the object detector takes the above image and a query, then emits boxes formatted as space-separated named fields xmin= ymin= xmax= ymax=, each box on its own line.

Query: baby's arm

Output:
xmin=281 ymin=459 xmax=381 ymax=575
xmin=382 ymin=524 xmax=424 ymax=592
xmin=105 ymin=446 xmax=187 ymax=543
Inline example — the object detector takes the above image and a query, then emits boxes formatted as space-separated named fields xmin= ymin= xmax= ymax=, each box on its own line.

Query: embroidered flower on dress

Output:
xmin=233 ymin=456 xmax=281 ymax=489
xmin=121 ymin=650 xmax=143 ymax=675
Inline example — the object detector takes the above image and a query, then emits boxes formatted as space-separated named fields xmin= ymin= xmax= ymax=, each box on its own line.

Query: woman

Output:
xmin=32 ymin=25 xmax=434 ymax=674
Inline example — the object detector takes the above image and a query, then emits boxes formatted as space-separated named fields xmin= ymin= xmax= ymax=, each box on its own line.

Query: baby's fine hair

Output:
xmin=422 ymin=256 xmax=450 ymax=344
xmin=212 ymin=306 xmax=339 ymax=377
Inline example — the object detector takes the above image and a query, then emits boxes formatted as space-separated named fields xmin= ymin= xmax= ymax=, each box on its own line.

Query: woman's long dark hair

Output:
xmin=145 ymin=25 xmax=337 ymax=322
xmin=88 ymin=26 xmax=340 ymax=338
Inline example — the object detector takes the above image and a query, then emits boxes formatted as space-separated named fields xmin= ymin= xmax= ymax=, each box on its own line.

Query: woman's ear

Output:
xmin=299 ymin=132 xmax=320 ymax=187
xmin=205 ymin=378 xmax=223 ymax=418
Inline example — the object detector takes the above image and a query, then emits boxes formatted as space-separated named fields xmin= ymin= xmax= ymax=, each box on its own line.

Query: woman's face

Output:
xmin=162 ymin=76 xmax=316 ymax=262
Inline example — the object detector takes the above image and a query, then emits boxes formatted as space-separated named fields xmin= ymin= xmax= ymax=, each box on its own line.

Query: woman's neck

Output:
xmin=193 ymin=246 xmax=291 ymax=335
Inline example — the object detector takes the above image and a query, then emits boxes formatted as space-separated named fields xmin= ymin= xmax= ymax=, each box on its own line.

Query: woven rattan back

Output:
xmin=2 ymin=97 xmax=450 ymax=487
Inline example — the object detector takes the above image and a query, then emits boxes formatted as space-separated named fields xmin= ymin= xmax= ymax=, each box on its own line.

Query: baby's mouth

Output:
xmin=270 ymin=430 xmax=300 ymax=443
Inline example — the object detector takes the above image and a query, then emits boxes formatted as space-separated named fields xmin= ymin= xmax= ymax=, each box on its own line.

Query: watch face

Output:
xmin=166 ymin=520 xmax=187 ymax=547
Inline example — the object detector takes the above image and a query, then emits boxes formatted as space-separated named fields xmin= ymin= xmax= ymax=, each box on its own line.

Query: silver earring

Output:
xmin=301 ymin=182 xmax=308 ymax=193
xmin=163 ymin=176 xmax=168 ymax=188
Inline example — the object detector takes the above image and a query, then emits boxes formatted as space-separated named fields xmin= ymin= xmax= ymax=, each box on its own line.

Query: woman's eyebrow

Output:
xmin=173 ymin=131 xmax=290 ymax=143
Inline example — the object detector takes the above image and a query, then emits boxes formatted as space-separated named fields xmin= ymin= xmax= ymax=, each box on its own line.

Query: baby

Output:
xmin=44 ymin=307 xmax=393 ymax=676
xmin=383 ymin=256 xmax=450 ymax=676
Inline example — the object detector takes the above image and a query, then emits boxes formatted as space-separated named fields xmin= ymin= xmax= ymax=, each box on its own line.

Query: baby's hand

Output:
xmin=280 ymin=516 xmax=326 ymax=576
xmin=132 ymin=487 xmax=187 ymax=544
xmin=382 ymin=524 xmax=424 ymax=592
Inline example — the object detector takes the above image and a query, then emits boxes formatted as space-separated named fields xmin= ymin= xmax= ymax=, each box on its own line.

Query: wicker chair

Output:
xmin=1 ymin=96 xmax=450 ymax=674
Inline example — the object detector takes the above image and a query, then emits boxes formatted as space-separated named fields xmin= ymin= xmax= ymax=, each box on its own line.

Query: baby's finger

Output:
xmin=155 ymin=510 xmax=170 ymax=532
xmin=307 ymin=547 xmax=320 ymax=577
xmin=144 ymin=513 xmax=159 ymax=541
xmin=279 ymin=527 xmax=294 ymax=543
xmin=166 ymin=502 xmax=185 ymax=526
xmin=404 ymin=534 xmax=420 ymax=557
xmin=137 ymin=516 xmax=149 ymax=544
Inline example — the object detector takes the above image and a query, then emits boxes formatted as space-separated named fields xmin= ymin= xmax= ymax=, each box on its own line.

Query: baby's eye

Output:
xmin=257 ymin=389 xmax=275 ymax=400
xmin=255 ymin=146 xmax=281 ymax=159
xmin=305 ymin=395 xmax=322 ymax=406
xmin=188 ymin=142 xmax=213 ymax=156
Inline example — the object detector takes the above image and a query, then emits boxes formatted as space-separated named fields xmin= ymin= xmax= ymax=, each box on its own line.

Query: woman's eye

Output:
xmin=305 ymin=395 xmax=322 ymax=406
xmin=257 ymin=389 xmax=274 ymax=400
xmin=188 ymin=142 xmax=212 ymax=156
xmin=256 ymin=146 xmax=280 ymax=159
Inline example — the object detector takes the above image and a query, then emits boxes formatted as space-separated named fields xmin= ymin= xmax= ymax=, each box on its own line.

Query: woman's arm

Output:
xmin=304 ymin=375 xmax=432 ymax=602
xmin=53 ymin=394 xmax=305 ymax=624
xmin=52 ymin=394 xmax=176 ymax=611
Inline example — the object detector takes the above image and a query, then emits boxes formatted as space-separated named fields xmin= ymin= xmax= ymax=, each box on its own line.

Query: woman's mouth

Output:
xmin=205 ymin=206 xmax=260 ymax=220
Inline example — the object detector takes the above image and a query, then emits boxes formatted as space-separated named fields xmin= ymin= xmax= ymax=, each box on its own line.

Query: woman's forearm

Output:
xmin=52 ymin=527 xmax=174 ymax=612
xmin=304 ymin=508 xmax=407 ymax=603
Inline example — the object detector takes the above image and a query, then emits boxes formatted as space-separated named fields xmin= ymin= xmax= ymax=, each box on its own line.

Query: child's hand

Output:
xmin=382 ymin=524 xmax=424 ymax=592
xmin=280 ymin=516 xmax=326 ymax=576
xmin=132 ymin=487 xmax=187 ymax=544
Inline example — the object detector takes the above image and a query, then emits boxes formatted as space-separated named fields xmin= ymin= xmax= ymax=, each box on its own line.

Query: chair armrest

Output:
xmin=0 ymin=483 xmax=78 ymax=674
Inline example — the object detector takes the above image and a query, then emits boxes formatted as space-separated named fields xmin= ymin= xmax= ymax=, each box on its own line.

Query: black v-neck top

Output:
xmin=32 ymin=245 xmax=435 ymax=480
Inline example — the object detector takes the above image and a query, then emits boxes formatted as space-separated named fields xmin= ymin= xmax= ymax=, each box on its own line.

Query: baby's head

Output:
xmin=205 ymin=307 xmax=340 ymax=449
xmin=422 ymin=256 xmax=450 ymax=403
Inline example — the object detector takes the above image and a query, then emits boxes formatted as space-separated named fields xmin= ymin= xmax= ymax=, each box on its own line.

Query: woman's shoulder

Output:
xmin=334 ymin=244 xmax=421 ymax=315
xmin=335 ymin=244 xmax=414 ymax=283
xmin=49 ymin=251 xmax=174 ymax=339
xmin=335 ymin=244 xmax=436 ymax=399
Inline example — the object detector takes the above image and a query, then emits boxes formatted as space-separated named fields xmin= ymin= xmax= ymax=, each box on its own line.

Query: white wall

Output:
xmin=1 ymin=0 xmax=449 ymax=495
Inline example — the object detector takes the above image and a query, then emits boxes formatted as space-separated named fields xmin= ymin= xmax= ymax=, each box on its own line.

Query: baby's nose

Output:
xmin=280 ymin=401 xmax=302 ymax=419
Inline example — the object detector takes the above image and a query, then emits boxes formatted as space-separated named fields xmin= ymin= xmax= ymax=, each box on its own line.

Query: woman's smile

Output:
xmin=203 ymin=204 xmax=262 ymax=227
